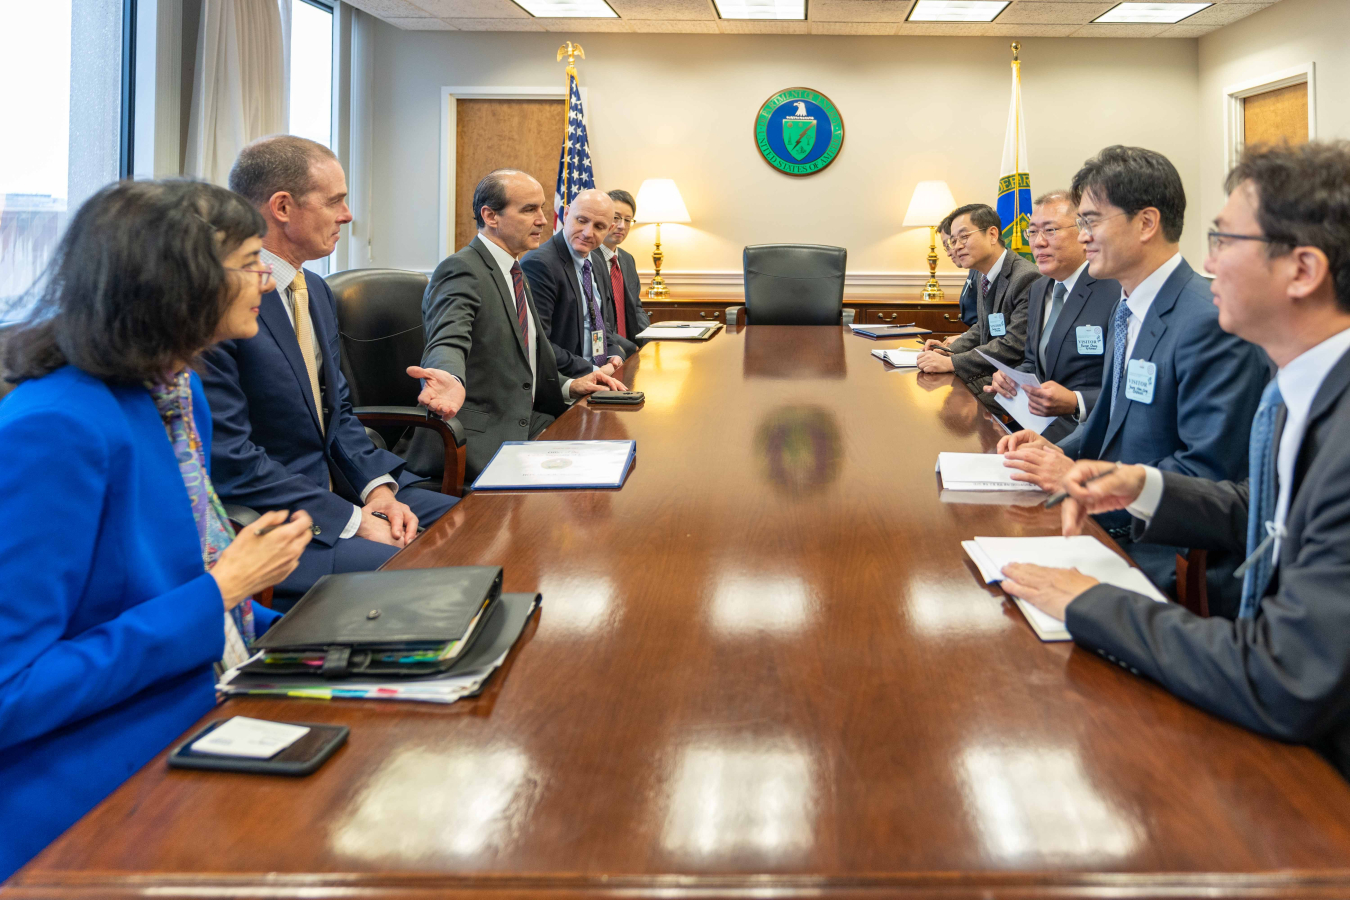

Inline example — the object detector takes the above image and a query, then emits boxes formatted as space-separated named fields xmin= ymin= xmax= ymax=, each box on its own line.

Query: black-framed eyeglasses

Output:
xmin=1026 ymin=224 xmax=1079 ymax=242
xmin=225 ymin=263 xmax=275 ymax=287
xmin=1207 ymin=230 xmax=1286 ymax=254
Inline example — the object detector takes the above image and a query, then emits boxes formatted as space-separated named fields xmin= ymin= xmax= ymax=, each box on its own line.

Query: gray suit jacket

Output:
xmin=947 ymin=250 xmax=1040 ymax=384
xmin=1018 ymin=271 xmax=1120 ymax=441
xmin=421 ymin=236 xmax=569 ymax=482
xmin=1066 ymin=346 xmax=1350 ymax=778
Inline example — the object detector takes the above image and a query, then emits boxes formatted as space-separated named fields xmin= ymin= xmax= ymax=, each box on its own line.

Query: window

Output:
xmin=0 ymin=0 xmax=126 ymax=316
xmin=289 ymin=0 xmax=335 ymax=273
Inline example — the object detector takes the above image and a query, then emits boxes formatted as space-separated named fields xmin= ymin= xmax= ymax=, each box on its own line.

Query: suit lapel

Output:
xmin=472 ymin=237 xmax=529 ymax=365
xmin=552 ymin=232 xmax=587 ymax=348
xmin=257 ymin=288 xmax=324 ymax=434
xmin=1101 ymin=264 xmax=1186 ymax=451
xmin=1044 ymin=273 xmax=1094 ymax=377
xmin=305 ymin=274 xmax=342 ymax=445
xmin=1025 ymin=278 xmax=1048 ymax=376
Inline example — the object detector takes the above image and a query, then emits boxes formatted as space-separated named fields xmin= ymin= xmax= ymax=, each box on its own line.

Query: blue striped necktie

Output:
xmin=1108 ymin=300 xmax=1132 ymax=419
xmin=1239 ymin=380 xmax=1286 ymax=618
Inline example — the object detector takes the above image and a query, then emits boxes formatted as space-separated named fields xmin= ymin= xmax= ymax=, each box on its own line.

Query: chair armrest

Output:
xmin=842 ymin=308 xmax=856 ymax=325
xmin=354 ymin=406 xmax=466 ymax=497
xmin=1175 ymin=548 xmax=1210 ymax=617
xmin=726 ymin=306 xmax=746 ymax=327
xmin=223 ymin=504 xmax=262 ymax=528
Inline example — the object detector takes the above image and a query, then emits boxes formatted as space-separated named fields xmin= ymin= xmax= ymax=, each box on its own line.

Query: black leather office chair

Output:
xmin=727 ymin=243 xmax=853 ymax=327
xmin=327 ymin=268 xmax=467 ymax=497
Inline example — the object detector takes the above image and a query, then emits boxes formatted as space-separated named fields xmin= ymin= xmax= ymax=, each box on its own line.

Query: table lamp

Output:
xmin=902 ymin=179 xmax=957 ymax=302
xmin=634 ymin=178 xmax=691 ymax=300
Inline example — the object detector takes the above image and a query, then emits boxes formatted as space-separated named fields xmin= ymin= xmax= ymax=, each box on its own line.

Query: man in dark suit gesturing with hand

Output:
xmin=411 ymin=170 xmax=625 ymax=483
xmin=1001 ymin=143 xmax=1350 ymax=779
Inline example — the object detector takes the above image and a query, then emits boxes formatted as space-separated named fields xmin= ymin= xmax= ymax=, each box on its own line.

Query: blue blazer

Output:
xmin=0 ymin=366 xmax=279 ymax=879
xmin=199 ymin=269 xmax=406 ymax=549
xmin=958 ymin=270 xmax=979 ymax=326
xmin=1057 ymin=259 xmax=1269 ymax=480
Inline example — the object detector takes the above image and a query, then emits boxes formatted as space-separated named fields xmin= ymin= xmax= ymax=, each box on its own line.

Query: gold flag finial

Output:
xmin=1011 ymin=42 xmax=1020 ymax=63
xmin=557 ymin=42 xmax=585 ymax=77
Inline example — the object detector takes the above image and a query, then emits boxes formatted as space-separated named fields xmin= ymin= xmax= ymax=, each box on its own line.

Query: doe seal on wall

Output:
xmin=754 ymin=87 xmax=845 ymax=176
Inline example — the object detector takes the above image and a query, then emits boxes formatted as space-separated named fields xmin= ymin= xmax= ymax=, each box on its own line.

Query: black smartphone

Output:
xmin=587 ymin=391 xmax=645 ymax=406
xmin=167 ymin=719 xmax=348 ymax=776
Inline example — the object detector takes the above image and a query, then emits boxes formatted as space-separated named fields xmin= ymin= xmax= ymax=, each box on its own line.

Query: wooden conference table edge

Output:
xmin=9 ymin=327 xmax=1350 ymax=900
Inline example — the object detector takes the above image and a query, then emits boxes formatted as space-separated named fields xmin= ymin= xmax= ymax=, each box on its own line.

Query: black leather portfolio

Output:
xmin=246 ymin=566 xmax=502 ymax=678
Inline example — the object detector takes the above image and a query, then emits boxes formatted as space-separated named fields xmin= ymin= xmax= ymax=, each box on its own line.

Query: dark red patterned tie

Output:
xmin=610 ymin=256 xmax=627 ymax=340
xmin=510 ymin=261 xmax=530 ymax=361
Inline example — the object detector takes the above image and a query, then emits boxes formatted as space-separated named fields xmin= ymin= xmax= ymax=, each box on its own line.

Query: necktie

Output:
xmin=289 ymin=272 xmax=324 ymax=435
xmin=580 ymin=258 xmax=606 ymax=365
xmin=1239 ymin=380 xmax=1286 ymax=618
xmin=509 ymin=261 xmax=531 ymax=362
xmin=1108 ymin=300 xmax=1132 ymax=420
xmin=610 ymin=256 xmax=627 ymax=340
xmin=1039 ymin=281 xmax=1068 ymax=371
xmin=980 ymin=274 xmax=991 ymax=302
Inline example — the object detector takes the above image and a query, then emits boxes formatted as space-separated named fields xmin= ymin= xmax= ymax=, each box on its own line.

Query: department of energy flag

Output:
xmin=553 ymin=72 xmax=595 ymax=231
xmin=997 ymin=48 xmax=1032 ymax=261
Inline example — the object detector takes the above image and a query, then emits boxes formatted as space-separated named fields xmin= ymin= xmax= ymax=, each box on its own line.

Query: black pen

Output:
xmin=1044 ymin=464 xmax=1119 ymax=509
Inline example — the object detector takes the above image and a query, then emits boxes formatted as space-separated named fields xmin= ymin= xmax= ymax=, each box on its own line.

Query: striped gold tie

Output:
xmin=290 ymin=272 xmax=324 ymax=435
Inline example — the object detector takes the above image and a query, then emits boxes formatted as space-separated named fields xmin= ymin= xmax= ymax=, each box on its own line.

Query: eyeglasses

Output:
xmin=612 ymin=215 xmax=634 ymax=227
xmin=1207 ymin=230 xmax=1285 ymax=254
xmin=1074 ymin=212 xmax=1127 ymax=236
xmin=949 ymin=230 xmax=977 ymax=247
xmin=1025 ymin=224 xmax=1079 ymax=242
xmin=225 ymin=263 xmax=275 ymax=287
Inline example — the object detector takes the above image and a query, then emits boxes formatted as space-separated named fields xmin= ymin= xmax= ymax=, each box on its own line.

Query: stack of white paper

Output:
xmin=962 ymin=535 xmax=1168 ymax=641
xmin=938 ymin=452 xmax=1043 ymax=492
xmin=975 ymin=349 xmax=1057 ymax=434
xmin=871 ymin=348 xmax=920 ymax=367
xmin=636 ymin=322 xmax=719 ymax=340
xmin=218 ymin=653 xmax=508 ymax=704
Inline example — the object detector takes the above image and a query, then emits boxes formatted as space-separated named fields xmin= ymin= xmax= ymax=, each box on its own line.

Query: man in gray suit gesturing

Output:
xmin=1001 ymin=142 xmax=1350 ymax=778
xmin=410 ymin=170 xmax=625 ymax=483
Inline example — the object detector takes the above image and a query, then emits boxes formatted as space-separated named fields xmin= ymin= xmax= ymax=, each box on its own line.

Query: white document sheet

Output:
xmin=636 ymin=323 xmax=718 ymax=340
xmin=975 ymin=349 xmax=1057 ymax=434
xmin=871 ymin=348 xmax=920 ymax=367
xmin=963 ymin=535 xmax=1168 ymax=641
xmin=938 ymin=452 xmax=1044 ymax=492
xmin=473 ymin=440 xmax=636 ymax=490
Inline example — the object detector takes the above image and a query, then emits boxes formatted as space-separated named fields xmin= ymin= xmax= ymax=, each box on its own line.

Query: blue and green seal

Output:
xmin=754 ymin=87 xmax=845 ymax=176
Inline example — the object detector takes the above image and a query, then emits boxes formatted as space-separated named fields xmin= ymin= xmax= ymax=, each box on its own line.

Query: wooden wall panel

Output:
xmin=1244 ymin=83 xmax=1309 ymax=149
xmin=454 ymin=99 xmax=566 ymax=251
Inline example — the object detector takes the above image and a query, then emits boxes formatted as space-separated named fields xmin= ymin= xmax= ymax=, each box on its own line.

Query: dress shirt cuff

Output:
xmin=1125 ymin=466 xmax=1164 ymax=522
xmin=561 ymin=378 xmax=577 ymax=406
xmin=360 ymin=474 xmax=398 ymax=504
xmin=1075 ymin=391 xmax=1087 ymax=422
xmin=340 ymin=504 xmax=363 ymax=539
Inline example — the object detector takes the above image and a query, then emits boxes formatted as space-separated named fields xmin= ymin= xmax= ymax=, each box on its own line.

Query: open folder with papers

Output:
xmin=473 ymin=440 xmax=636 ymax=491
xmin=938 ymin=452 xmax=1043 ymax=492
xmin=872 ymin=348 xmax=920 ymax=367
xmin=962 ymin=535 xmax=1168 ymax=641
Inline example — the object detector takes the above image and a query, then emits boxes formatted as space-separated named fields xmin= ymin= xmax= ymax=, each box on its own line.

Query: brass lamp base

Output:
xmin=647 ymin=222 xmax=670 ymax=299
xmin=921 ymin=225 xmax=945 ymax=302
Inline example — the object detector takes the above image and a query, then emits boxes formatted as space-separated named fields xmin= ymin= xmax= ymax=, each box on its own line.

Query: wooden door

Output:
xmin=1243 ymin=82 xmax=1308 ymax=149
xmin=454 ymin=99 xmax=566 ymax=251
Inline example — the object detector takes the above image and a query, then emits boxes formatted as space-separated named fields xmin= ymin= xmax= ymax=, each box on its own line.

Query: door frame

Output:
xmin=1223 ymin=63 xmax=1316 ymax=171
xmin=438 ymin=85 xmax=590 ymax=260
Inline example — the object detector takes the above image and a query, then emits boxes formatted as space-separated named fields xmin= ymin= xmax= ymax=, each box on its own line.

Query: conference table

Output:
xmin=11 ymin=325 xmax=1350 ymax=899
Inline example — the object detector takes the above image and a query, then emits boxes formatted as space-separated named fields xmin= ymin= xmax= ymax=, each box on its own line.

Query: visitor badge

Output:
xmin=1125 ymin=358 xmax=1156 ymax=404
xmin=988 ymin=312 xmax=1006 ymax=337
xmin=591 ymin=329 xmax=605 ymax=359
xmin=1076 ymin=325 xmax=1104 ymax=355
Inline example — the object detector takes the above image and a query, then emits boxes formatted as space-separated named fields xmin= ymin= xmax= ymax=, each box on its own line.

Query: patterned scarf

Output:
xmin=147 ymin=372 xmax=254 ymax=668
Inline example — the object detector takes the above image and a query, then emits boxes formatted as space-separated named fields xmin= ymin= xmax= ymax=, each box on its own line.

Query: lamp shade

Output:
xmin=902 ymin=180 xmax=957 ymax=228
xmin=634 ymin=179 xmax=691 ymax=224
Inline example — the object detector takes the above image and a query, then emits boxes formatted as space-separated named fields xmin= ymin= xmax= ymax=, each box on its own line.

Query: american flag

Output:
xmin=553 ymin=72 xmax=595 ymax=231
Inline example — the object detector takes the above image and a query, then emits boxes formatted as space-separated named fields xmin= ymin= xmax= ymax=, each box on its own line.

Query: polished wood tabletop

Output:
xmin=11 ymin=326 xmax=1350 ymax=899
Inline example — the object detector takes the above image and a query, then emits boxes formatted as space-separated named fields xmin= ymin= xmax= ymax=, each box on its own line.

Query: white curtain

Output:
xmin=185 ymin=0 xmax=290 ymax=186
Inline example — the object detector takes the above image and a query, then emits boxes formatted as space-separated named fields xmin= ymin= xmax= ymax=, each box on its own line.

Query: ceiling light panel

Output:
xmin=1093 ymin=3 xmax=1212 ymax=24
xmin=713 ymin=0 xmax=805 ymax=19
xmin=907 ymin=0 xmax=1010 ymax=22
xmin=514 ymin=0 xmax=618 ymax=16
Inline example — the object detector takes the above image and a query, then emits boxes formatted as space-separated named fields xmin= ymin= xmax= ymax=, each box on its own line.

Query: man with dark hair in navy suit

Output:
xmin=202 ymin=135 xmax=456 ymax=606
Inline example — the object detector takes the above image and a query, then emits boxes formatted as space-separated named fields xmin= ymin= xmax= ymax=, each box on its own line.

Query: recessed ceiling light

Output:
xmin=907 ymin=0 xmax=1010 ymax=23
xmin=713 ymin=0 xmax=805 ymax=19
xmin=513 ymin=0 xmax=618 ymax=16
xmin=1093 ymin=3 xmax=1212 ymax=24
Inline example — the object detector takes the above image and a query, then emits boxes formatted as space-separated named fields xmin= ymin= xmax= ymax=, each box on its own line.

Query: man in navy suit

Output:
xmin=202 ymin=136 xmax=456 ymax=606
xmin=939 ymin=213 xmax=979 ymax=327
xmin=598 ymin=188 xmax=652 ymax=353
xmin=984 ymin=190 xmax=1119 ymax=441
xmin=998 ymin=146 xmax=1268 ymax=600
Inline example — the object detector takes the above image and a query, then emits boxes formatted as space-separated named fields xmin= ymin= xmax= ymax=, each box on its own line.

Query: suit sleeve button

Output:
xmin=312 ymin=525 xmax=321 ymax=535
xmin=523 ymin=382 xmax=531 ymax=390
xmin=519 ymin=418 xmax=528 ymax=427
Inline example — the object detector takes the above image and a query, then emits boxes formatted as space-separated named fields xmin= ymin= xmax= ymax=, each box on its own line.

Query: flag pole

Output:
xmin=556 ymin=42 xmax=584 ymax=219
xmin=1011 ymin=42 xmax=1023 ymax=258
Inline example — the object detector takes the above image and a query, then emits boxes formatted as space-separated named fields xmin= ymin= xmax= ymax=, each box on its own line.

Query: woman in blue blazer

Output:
xmin=0 ymin=181 xmax=314 ymax=879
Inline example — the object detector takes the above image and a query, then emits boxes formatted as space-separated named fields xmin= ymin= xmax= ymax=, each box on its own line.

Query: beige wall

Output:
xmin=369 ymin=28 xmax=1205 ymax=281
xmin=1198 ymin=0 xmax=1350 ymax=230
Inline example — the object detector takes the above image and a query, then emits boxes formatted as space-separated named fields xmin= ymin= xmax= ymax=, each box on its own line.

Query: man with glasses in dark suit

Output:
xmin=598 ymin=188 xmax=651 ymax=354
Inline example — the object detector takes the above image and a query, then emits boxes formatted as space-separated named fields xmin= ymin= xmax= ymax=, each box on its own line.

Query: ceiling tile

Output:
xmin=348 ymin=0 xmax=436 ymax=16
xmin=1156 ymin=22 xmax=1219 ymax=35
xmin=449 ymin=16 xmax=548 ymax=27
xmin=413 ymin=0 xmax=531 ymax=16
xmin=537 ymin=15 xmax=636 ymax=28
xmin=606 ymin=0 xmax=717 ymax=19
xmin=717 ymin=18 xmax=810 ymax=31
xmin=810 ymin=0 xmax=913 ymax=22
xmin=1069 ymin=22 xmax=1168 ymax=36
xmin=627 ymin=18 xmax=723 ymax=29
xmin=998 ymin=1 xmax=1114 ymax=24
xmin=383 ymin=15 xmax=459 ymax=27
xmin=810 ymin=20 xmax=900 ymax=32
xmin=1175 ymin=2 xmax=1272 ymax=25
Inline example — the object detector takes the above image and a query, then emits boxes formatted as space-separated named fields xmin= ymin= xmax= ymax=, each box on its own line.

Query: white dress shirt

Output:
xmin=568 ymin=245 xmax=610 ymax=371
xmin=978 ymin=248 xmax=1008 ymax=293
xmin=1119 ymin=252 xmax=1184 ymax=361
xmin=1127 ymin=326 xmax=1350 ymax=566
xmin=260 ymin=249 xmax=394 ymax=539
xmin=1043 ymin=260 xmax=1090 ymax=421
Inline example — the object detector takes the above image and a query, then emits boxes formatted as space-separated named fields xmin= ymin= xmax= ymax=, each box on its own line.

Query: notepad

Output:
xmin=938 ymin=452 xmax=1043 ymax=492
xmin=473 ymin=440 xmax=636 ymax=490
xmin=871 ymin=348 xmax=920 ymax=367
xmin=849 ymin=323 xmax=933 ymax=339
xmin=974 ymin=349 xmax=1057 ymax=434
xmin=962 ymin=535 xmax=1168 ymax=641
xmin=636 ymin=323 xmax=720 ymax=340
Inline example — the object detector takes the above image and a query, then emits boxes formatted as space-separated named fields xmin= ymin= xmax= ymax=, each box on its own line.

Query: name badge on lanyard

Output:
xmin=988 ymin=312 xmax=1006 ymax=337
xmin=591 ymin=329 xmax=606 ymax=358
xmin=1125 ymin=358 xmax=1156 ymax=404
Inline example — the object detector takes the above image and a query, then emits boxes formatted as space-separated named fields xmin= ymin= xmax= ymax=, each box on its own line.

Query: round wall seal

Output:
xmin=754 ymin=87 xmax=845 ymax=176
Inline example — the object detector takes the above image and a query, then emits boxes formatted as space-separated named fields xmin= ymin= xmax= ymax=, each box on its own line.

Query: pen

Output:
xmin=1043 ymin=464 xmax=1120 ymax=509
xmin=372 ymin=511 xmax=391 ymax=522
